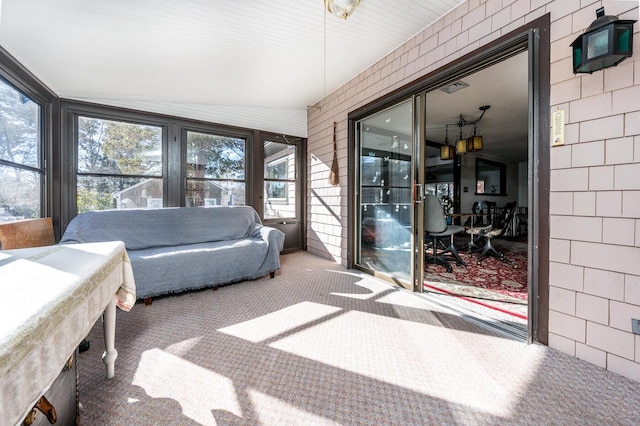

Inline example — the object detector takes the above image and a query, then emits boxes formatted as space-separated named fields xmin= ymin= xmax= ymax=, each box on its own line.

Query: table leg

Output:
xmin=102 ymin=296 xmax=118 ymax=379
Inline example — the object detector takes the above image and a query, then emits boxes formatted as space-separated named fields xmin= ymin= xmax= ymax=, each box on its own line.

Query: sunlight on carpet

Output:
xmin=268 ymin=309 xmax=542 ymax=417
xmin=76 ymin=252 xmax=640 ymax=425
xmin=216 ymin=273 xmax=543 ymax=418
xmin=132 ymin=348 xmax=241 ymax=425
xmin=249 ymin=390 xmax=343 ymax=425
xmin=218 ymin=301 xmax=341 ymax=343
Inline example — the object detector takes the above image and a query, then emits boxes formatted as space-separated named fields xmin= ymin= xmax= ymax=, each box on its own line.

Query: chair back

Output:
xmin=424 ymin=195 xmax=447 ymax=233
xmin=0 ymin=218 xmax=55 ymax=250
xmin=496 ymin=201 xmax=517 ymax=234
xmin=472 ymin=201 xmax=497 ymax=225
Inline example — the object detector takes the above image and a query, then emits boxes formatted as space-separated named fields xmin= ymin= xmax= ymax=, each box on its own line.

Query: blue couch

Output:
xmin=60 ymin=206 xmax=285 ymax=301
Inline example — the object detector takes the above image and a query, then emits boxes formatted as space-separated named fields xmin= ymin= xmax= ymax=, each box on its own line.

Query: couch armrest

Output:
xmin=256 ymin=225 xmax=285 ymax=253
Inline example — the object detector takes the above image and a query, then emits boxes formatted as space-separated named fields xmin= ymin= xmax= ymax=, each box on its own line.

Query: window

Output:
xmin=76 ymin=116 xmax=163 ymax=212
xmin=185 ymin=131 xmax=246 ymax=207
xmin=266 ymin=157 xmax=288 ymax=201
xmin=0 ymin=77 xmax=43 ymax=220
xmin=263 ymin=140 xmax=296 ymax=219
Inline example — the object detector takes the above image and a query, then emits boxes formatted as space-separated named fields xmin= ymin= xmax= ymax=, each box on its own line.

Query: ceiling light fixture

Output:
xmin=455 ymin=126 xmax=467 ymax=155
xmin=440 ymin=125 xmax=455 ymax=161
xmin=456 ymin=105 xmax=490 ymax=156
xmin=325 ymin=0 xmax=362 ymax=19
xmin=440 ymin=106 xmax=490 ymax=160
xmin=467 ymin=125 xmax=484 ymax=152
xmin=571 ymin=7 xmax=636 ymax=74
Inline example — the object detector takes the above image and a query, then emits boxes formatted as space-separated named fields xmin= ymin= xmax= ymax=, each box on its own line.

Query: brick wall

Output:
xmin=548 ymin=0 xmax=640 ymax=382
xmin=306 ymin=0 xmax=640 ymax=381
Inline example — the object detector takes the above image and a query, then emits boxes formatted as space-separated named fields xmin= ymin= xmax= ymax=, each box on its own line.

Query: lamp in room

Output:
xmin=455 ymin=128 xmax=467 ymax=156
xmin=571 ymin=7 xmax=636 ymax=74
xmin=324 ymin=0 xmax=362 ymax=19
xmin=450 ymin=105 xmax=490 ymax=156
xmin=440 ymin=125 xmax=455 ymax=160
xmin=467 ymin=126 xmax=483 ymax=152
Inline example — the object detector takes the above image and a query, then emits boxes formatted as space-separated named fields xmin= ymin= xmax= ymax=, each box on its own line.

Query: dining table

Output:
xmin=0 ymin=241 xmax=136 ymax=425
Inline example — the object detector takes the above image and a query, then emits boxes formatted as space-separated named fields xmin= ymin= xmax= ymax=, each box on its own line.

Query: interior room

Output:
xmin=422 ymin=51 xmax=530 ymax=333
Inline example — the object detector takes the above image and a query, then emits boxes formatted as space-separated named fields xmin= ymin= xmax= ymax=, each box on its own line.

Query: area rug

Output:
xmin=424 ymin=242 xmax=528 ymax=319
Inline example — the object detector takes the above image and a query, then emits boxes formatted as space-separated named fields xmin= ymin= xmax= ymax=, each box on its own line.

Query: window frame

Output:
xmin=181 ymin=126 xmax=253 ymax=207
xmin=182 ymin=126 xmax=250 ymax=208
xmin=74 ymin=113 xmax=166 ymax=212
xmin=0 ymin=49 xmax=53 ymax=221
xmin=265 ymin=156 xmax=289 ymax=203
xmin=64 ymin=106 xmax=169 ymax=216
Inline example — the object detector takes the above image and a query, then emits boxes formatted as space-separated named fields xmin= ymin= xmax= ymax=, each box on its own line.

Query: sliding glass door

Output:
xmin=355 ymin=98 xmax=418 ymax=287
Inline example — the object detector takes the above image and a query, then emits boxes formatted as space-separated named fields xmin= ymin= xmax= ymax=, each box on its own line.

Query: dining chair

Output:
xmin=424 ymin=195 xmax=466 ymax=272
xmin=467 ymin=201 xmax=517 ymax=267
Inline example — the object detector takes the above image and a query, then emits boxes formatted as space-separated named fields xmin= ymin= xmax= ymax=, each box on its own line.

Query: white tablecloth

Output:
xmin=0 ymin=241 xmax=136 ymax=425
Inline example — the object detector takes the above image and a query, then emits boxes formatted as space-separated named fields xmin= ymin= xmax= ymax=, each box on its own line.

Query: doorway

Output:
xmin=261 ymin=134 xmax=305 ymax=253
xmin=350 ymin=23 xmax=550 ymax=341
xmin=421 ymin=51 xmax=530 ymax=337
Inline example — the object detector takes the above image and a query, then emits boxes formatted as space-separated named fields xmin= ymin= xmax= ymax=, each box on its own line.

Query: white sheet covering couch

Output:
xmin=60 ymin=206 xmax=284 ymax=300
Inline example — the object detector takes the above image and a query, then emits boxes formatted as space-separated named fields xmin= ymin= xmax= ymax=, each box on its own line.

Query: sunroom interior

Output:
xmin=0 ymin=1 xmax=533 ymax=343
xmin=3 ymin=0 xmax=640 ymax=424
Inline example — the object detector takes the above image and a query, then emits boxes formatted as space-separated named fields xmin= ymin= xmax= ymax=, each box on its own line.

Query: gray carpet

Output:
xmin=79 ymin=251 xmax=640 ymax=425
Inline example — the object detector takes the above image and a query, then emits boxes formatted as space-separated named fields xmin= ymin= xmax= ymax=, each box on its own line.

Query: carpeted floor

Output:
xmin=79 ymin=251 xmax=640 ymax=425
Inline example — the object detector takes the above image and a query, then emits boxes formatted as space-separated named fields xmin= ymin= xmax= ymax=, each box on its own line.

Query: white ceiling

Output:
xmin=0 ymin=0 xmax=465 ymax=137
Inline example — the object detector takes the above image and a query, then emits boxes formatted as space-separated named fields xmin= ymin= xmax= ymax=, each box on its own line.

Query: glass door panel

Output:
xmin=356 ymin=99 xmax=414 ymax=283
xmin=262 ymin=138 xmax=303 ymax=252
xmin=264 ymin=141 xmax=296 ymax=220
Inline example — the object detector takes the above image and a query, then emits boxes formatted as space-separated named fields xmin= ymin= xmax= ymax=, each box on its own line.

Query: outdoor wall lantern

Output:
xmin=571 ymin=7 xmax=636 ymax=74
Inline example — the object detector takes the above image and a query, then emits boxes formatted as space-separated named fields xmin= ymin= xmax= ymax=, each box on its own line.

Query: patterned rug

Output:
xmin=424 ymin=239 xmax=528 ymax=319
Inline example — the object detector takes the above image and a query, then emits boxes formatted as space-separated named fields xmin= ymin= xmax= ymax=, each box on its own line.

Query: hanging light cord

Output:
xmin=323 ymin=7 xmax=327 ymax=99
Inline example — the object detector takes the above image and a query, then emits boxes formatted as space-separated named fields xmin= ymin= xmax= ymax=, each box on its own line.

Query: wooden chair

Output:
xmin=0 ymin=217 xmax=55 ymax=250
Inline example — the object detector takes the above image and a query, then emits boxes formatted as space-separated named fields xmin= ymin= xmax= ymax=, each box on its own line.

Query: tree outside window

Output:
xmin=0 ymin=78 xmax=42 ymax=220
xmin=76 ymin=116 xmax=162 ymax=212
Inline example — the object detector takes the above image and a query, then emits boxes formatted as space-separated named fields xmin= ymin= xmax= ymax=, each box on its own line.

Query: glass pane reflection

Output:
xmin=357 ymin=99 xmax=413 ymax=280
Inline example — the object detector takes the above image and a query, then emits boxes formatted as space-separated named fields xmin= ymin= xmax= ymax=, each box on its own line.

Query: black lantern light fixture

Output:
xmin=440 ymin=124 xmax=455 ymax=160
xmin=571 ymin=7 xmax=636 ymax=74
xmin=456 ymin=105 xmax=489 ymax=155
xmin=440 ymin=106 xmax=490 ymax=159
xmin=467 ymin=127 xmax=483 ymax=152
xmin=455 ymin=126 xmax=468 ymax=155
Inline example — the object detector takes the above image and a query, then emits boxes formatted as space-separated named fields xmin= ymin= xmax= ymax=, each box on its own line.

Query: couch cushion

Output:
xmin=61 ymin=206 xmax=261 ymax=250
xmin=128 ymin=238 xmax=269 ymax=298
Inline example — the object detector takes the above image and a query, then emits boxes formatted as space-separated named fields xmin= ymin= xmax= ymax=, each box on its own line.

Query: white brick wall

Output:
xmin=306 ymin=0 xmax=640 ymax=382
